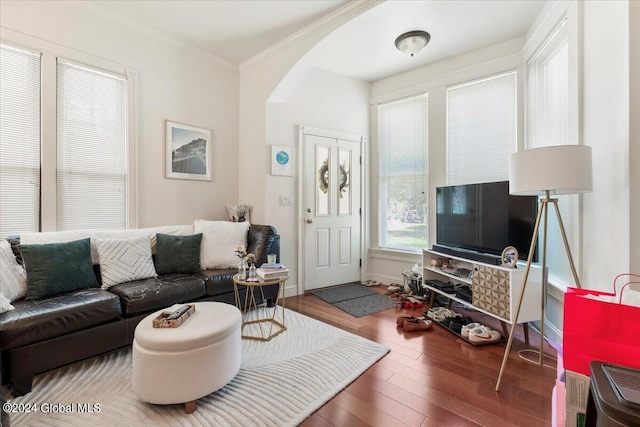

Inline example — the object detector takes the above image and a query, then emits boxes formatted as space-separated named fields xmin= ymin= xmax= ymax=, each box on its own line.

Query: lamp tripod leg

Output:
xmin=540 ymin=195 xmax=550 ymax=366
xmin=495 ymin=200 xmax=546 ymax=392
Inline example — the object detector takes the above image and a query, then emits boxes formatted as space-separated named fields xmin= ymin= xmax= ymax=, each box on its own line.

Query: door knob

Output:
xmin=306 ymin=219 xmax=313 ymax=224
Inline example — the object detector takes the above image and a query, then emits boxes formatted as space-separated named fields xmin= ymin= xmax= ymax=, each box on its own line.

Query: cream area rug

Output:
xmin=9 ymin=309 xmax=389 ymax=427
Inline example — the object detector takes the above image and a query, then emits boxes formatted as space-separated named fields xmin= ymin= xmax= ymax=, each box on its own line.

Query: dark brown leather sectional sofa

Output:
xmin=0 ymin=224 xmax=280 ymax=397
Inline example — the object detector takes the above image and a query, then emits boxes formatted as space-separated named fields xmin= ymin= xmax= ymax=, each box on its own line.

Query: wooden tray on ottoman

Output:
xmin=152 ymin=304 xmax=195 ymax=328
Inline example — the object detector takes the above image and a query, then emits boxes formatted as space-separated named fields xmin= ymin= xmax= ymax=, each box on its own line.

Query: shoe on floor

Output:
xmin=387 ymin=283 xmax=402 ymax=292
xmin=402 ymin=318 xmax=433 ymax=332
xmin=425 ymin=307 xmax=450 ymax=323
xmin=396 ymin=316 xmax=416 ymax=327
xmin=362 ymin=280 xmax=381 ymax=287
xmin=448 ymin=317 xmax=467 ymax=334
xmin=461 ymin=322 xmax=482 ymax=338
xmin=468 ymin=326 xmax=502 ymax=344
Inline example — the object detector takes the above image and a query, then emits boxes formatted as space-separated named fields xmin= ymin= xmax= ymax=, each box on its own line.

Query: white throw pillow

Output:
xmin=194 ymin=220 xmax=250 ymax=269
xmin=94 ymin=235 xmax=157 ymax=289
xmin=0 ymin=240 xmax=27 ymax=302
xmin=0 ymin=295 xmax=14 ymax=314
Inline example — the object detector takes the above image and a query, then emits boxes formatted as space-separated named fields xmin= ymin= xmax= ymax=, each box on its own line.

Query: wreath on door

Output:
xmin=318 ymin=159 xmax=349 ymax=198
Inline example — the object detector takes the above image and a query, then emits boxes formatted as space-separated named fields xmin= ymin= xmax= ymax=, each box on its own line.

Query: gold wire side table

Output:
xmin=232 ymin=273 xmax=287 ymax=341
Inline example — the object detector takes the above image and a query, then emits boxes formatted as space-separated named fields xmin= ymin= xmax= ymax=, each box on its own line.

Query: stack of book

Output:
xmin=256 ymin=263 xmax=289 ymax=280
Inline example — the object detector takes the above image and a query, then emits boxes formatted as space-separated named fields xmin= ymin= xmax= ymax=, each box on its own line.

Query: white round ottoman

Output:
xmin=132 ymin=302 xmax=241 ymax=413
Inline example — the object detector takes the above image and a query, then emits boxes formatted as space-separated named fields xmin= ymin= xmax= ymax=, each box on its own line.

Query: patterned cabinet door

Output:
xmin=472 ymin=264 xmax=511 ymax=320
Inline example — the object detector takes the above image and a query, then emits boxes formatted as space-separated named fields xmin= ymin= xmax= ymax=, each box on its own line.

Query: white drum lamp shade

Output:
xmin=509 ymin=145 xmax=593 ymax=196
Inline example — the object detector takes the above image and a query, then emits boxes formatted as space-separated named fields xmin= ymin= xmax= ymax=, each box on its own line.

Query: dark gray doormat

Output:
xmin=311 ymin=283 xmax=396 ymax=318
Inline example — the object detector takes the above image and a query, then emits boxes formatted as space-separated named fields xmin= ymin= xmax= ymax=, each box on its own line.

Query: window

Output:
xmin=378 ymin=94 xmax=428 ymax=252
xmin=0 ymin=45 xmax=41 ymax=238
xmin=0 ymin=38 xmax=135 ymax=237
xmin=56 ymin=60 xmax=127 ymax=230
xmin=526 ymin=18 xmax=571 ymax=287
xmin=446 ymin=71 xmax=517 ymax=185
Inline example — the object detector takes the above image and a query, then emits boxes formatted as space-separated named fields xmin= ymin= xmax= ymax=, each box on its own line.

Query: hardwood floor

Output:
xmin=285 ymin=286 xmax=558 ymax=427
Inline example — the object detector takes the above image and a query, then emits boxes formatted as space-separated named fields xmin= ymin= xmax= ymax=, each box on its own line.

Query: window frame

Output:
xmin=377 ymin=93 xmax=429 ymax=253
xmin=0 ymin=30 xmax=138 ymax=232
xmin=524 ymin=13 xmax=581 ymax=292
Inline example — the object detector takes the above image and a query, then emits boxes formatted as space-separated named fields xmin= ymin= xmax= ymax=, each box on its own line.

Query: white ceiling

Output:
xmin=91 ymin=0 xmax=349 ymax=65
xmin=88 ymin=0 xmax=546 ymax=82
xmin=314 ymin=0 xmax=547 ymax=81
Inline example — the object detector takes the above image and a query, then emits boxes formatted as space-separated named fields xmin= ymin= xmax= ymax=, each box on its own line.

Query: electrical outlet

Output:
xmin=279 ymin=196 xmax=294 ymax=206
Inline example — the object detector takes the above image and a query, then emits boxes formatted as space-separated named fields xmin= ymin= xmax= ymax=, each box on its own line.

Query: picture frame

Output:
xmin=501 ymin=246 xmax=519 ymax=268
xmin=271 ymin=145 xmax=293 ymax=176
xmin=165 ymin=120 xmax=212 ymax=181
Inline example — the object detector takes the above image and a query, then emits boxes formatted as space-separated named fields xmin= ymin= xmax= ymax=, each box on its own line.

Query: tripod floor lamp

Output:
xmin=495 ymin=145 xmax=593 ymax=392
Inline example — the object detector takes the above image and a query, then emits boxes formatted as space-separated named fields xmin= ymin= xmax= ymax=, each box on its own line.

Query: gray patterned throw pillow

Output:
xmin=94 ymin=235 xmax=157 ymax=289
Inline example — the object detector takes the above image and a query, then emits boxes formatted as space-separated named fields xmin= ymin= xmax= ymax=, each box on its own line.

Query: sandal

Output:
xmin=402 ymin=318 xmax=433 ymax=332
xmin=396 ymin=316 xmax=416 ymax=327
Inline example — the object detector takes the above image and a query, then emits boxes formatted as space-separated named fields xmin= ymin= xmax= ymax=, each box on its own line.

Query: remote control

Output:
xmin=166 ymin=305 xmax=190 ymax=320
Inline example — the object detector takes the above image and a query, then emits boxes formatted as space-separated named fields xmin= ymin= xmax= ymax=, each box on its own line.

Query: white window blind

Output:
xmin=56 ymin=59 xmax=127 ymax=231
xmin=526 ymin=19 xmax=571 ymax=287
xmin=379 ymin=94 xmax=429 ymax=252
xmin=0 ymin=44 xmax=41 ymax=238
xmin=446 ymin=72 xmax=517 ymax=185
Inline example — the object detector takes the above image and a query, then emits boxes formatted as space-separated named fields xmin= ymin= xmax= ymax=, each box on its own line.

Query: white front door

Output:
xmin=303 ymin=132 xmax=362 ymax=290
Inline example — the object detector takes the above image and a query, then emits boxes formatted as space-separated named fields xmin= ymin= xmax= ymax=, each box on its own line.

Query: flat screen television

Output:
xmin=435 ymin=181 xmax=538 ymax=262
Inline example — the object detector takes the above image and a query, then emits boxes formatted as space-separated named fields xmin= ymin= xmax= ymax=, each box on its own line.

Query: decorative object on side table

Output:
xmin=234 ymin=245 xmax=255 ymax=281
xmin=495 ymin=144 xmax=593 ymax=392
xmin=256 ymin=263 xmax=289 ymax=280
xmin=165 ymin=120 xmax=212 ymax=181
xmin=267 ymin=253 xmax=277 ymax=265
xmin=501 ymin=246 xmax=518 ymax=268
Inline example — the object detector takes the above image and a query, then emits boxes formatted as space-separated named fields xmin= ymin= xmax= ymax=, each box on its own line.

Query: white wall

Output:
xmin=581 ymin=0 xmax=630 ymax=290
xmin=265 ymin=67 xmax=370 ymax=294
xmin=0 ymin=1 xmax=240 ymax=227
xmin=629 ymin=1 xmax=639 ymax=277
xmin=238 ymin=1 xmax=378 ymax=295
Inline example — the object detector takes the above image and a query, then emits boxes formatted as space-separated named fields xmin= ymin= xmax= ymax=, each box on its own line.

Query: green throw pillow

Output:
xmin=154 ymin=233 xmax=202 ymax=275
xmin=20 ymin=238 xmax=98 ymax=300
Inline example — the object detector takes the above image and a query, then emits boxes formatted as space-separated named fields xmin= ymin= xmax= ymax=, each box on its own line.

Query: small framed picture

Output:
xmin=165 ymin=120 xmax=212 ymax=181
xmin=271 ymin=145 xmax=293 ymax=176
xmin=501 ymin=246 xmax=519 ymax=268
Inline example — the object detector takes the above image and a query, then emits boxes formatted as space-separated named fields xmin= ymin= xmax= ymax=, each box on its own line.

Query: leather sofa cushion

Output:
xmin=108 ymin=274 xmax=205 ymax=316
xmin=0 ymin=288 xmax=122 ymax=350
xmin=198 ymin=269 xmax=235 ymax=296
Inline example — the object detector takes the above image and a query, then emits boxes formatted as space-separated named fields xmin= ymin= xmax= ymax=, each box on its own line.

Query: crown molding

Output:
xmin=239 ymin=0 xmax=382 ymax=73
xmin=67 ymin=1 xmax=239 ymax=71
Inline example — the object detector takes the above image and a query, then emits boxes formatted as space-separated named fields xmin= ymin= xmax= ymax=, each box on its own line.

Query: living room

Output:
xmin=1 ymin=0 xmax=639 ymax=426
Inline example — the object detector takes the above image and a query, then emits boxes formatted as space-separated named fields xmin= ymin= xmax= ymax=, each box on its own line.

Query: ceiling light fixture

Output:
xmin=395 ymin=30 xmax=431 ymax=57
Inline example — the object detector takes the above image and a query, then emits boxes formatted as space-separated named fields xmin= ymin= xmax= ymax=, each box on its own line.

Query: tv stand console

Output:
xmin=422 ymin=248 xmax=542 ymax=342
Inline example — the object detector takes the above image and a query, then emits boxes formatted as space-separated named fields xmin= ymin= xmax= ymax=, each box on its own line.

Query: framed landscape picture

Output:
xmin=271 ymin=145 xmax=293 ymax=176
xmin=165 ymin=120 xmax=212 ymax=181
